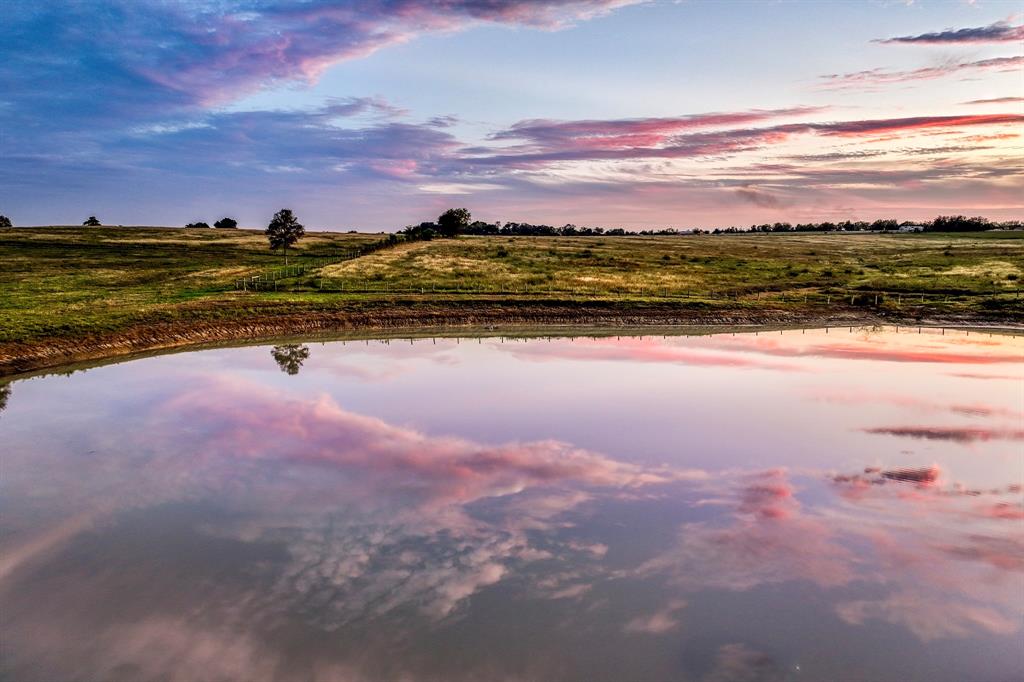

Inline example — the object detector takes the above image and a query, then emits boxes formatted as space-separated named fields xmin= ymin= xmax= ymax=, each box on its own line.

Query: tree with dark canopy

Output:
xmin=265 ymin=209 xmax=305 ymax=264
xmin=0 ymin=215 xmax=11 ymax=228
xmin=214 ymin=217 xmax=238 ymax=229
xmin=83 ymin=216 xmax=101 ymax=226
xmin=185 ymin=221 xmax=210 ymax=229
xmin=271 ymin=344 xmax=310 ymax=375
xmin=437 ymin=208 xmax=471 ymax=237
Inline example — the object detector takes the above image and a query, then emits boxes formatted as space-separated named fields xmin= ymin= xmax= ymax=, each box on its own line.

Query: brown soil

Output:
xmin=0 ymin=301 xmax=1016 ymax=378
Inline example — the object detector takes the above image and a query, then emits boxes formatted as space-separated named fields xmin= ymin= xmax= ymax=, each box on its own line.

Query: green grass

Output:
xmin=0 ymin=226 xmax=380 ymax=341
xmin=320 ymin=232 xmax=1024 ymax=297
xmin=2 ymin=227 xmax=1022 ymax=344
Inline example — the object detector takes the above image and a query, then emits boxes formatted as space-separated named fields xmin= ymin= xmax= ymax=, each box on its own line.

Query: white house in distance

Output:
xmin=898 ymin=224 xmax=926 ymax=233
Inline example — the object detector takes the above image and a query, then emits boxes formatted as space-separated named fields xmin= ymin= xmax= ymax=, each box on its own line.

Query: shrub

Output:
xmin=186 ymin=221 xmax=210 ymax=229
xmin=0 ymin=215 xmax=11 ymax=228
xmin=214 ymin=217 xmax=238 ymax=229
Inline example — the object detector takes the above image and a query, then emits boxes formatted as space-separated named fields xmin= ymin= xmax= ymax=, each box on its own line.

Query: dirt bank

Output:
xmin=0 ymin=301 xmax=1016 ymax=377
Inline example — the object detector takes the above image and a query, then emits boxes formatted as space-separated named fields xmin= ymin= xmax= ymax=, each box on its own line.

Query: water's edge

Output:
xmin=3 ymin=309 xmax=1019 ymax=382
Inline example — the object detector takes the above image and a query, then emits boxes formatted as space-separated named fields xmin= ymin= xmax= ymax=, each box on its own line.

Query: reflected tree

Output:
xmin=0 ymin=383 xmax=10 ymax=413
xmin=271 ymin=344 xmax=310 ymax=375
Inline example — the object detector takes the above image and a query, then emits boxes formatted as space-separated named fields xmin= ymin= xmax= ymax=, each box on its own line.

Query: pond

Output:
xmin=1 ymin=326 xmax=1021 ymax=682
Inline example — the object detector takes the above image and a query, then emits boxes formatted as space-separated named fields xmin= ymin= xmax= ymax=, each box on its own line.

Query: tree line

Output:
xmin=0 ymin=210 xmax=1018 ymax=239
xmin=401 ymin=211 xmax=1020 ymax=239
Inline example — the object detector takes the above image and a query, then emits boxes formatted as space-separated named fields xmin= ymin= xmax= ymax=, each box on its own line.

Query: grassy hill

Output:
xmin=1 ymin=226 xmax=1021 ymax=373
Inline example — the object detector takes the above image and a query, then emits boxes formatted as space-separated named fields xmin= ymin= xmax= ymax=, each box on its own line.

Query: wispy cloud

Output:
xmin=3 ymin=1 xmax=642 ymax=112
xmin=817 ymin=56 xmax=1024 ymax=90
xmin=874 ymin=20 xmax=1024 ymax=45
xmin=960 ymin=96 xmax=1024 ymax=106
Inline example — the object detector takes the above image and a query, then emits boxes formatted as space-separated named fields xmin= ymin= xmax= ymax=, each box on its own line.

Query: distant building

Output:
xmin=898 ymin=224 xmax=926 ymax=233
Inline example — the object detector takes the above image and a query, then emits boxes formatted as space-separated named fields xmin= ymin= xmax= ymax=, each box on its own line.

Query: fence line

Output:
xmin=233 ymin=237 xmax=400 ymax=291
xmin=243 ymin=279 xmax=1017 ymax=306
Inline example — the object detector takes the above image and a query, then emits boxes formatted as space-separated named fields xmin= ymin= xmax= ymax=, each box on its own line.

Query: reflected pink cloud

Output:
xmin=937 ymin=535 xmax=1024 ymax=572
xmin=494 ymin=336 xmax=801 ymax=371
xmin=705 ymin=333 xmax=1024 ymax=365
xmin=810 ymin=388 xmax=1022 ymax=420
xmin=640 ymin=470 xmax=855 ymax=590
xmin=978 ymin=502 xmax=1024 ymax=521
xmin=701 ymin=643 xmax=784 ymax=682
xmin=737 ymin=469 xmax=796 ymax=519
xmin=155 ymin=375 xmax=703 ymax=509
xmin=623 ymin=599 xmax=687 ymax=635
xmin=862 ymin=426 xmax=1024 ymax=443
xmin=836 ymin=591 xmax=1019 ymax=642
xmin=643 ymin=465 xmax=1023 ymax=643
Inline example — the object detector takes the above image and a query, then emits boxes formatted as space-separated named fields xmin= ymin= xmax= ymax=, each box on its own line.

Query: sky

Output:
xmin=2 ymin=1 xmax=1023 ymax=231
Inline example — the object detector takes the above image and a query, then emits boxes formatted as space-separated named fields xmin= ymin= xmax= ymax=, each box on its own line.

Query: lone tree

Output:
xmin=0 ymin=215 xmax=11 ymax=228
xmin=83 ymin=216 xmax=101 ymax=226
xmin=437 ymin=208 xmax=471 ymax=237
xmin=214 ymin=217 xmax=238 ymax=229
xmin=265 ymin=208 xmax=305 ymax=264
xmin=271 ymin=344 xmax=310 ymax=376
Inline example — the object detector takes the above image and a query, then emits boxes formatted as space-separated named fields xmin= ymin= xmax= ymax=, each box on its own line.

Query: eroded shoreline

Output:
xmin=1 ymin=303 xmax=1019 ymax=378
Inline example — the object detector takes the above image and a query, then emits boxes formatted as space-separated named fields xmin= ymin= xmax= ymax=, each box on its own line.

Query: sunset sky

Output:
xmin=3 ymin=1 xmax=1022 ymax=230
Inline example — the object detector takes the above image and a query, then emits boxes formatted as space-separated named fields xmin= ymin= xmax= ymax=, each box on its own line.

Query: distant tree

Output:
xmin=185 ymin=221 xmax=210 ymax=229
xmin=400 ymin=222 xmax=437 ymax=241
xmin=437 ymin=208 xmax=471 ymax=237
xmin=271 ymin=344 xmax=310 ymax=375
xmin=0 ymin=215 xmax=11 ymax=228
xmin=83 ymin=216 xmax=101 ymax=226
xmin=929 ymin=215 xmax=990 ymax=233
xmin=214 ymin=217 xmax=238 ymax=229
xmin=265 ymin=209 xmax=305 ymax=264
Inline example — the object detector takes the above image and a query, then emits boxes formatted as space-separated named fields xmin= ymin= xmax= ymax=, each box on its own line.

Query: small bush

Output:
xmin=1007 ymin=273 xmax=1019 ymax=281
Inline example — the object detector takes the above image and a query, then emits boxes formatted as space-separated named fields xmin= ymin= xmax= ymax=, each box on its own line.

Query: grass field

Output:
xmin=321 ymin=232 xmax=1024 ymax=297
xmin=0 ymin=226 xmax=381 ymax=342
xmin=2 ymin=227 xmax=1022 ymax=347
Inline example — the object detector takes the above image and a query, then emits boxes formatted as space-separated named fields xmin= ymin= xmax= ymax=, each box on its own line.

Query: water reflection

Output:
xmin=271 ymin=343 xmax=311 ymax=375
xmin=1 ymin=327 xmax=1021 ymax=681
xmin=0 ymin=381 xmax=10 ymax=412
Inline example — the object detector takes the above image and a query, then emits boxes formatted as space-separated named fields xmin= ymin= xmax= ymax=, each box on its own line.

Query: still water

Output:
xmin=1 ymin=327 xmax=1021 ymax=682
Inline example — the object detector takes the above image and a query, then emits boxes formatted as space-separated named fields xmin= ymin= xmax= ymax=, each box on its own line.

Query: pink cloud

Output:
xmin=465 ymin=112 xmax=1024 ymax=169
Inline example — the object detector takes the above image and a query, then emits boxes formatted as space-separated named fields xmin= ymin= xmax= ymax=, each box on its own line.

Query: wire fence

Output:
xmin=232 ymin=237 xmax=1020 ymax=307
xmin=238 ymin=275 xmax=1020 ymax=307
xmin=233 ymin=238 xmax=398 ymax=291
